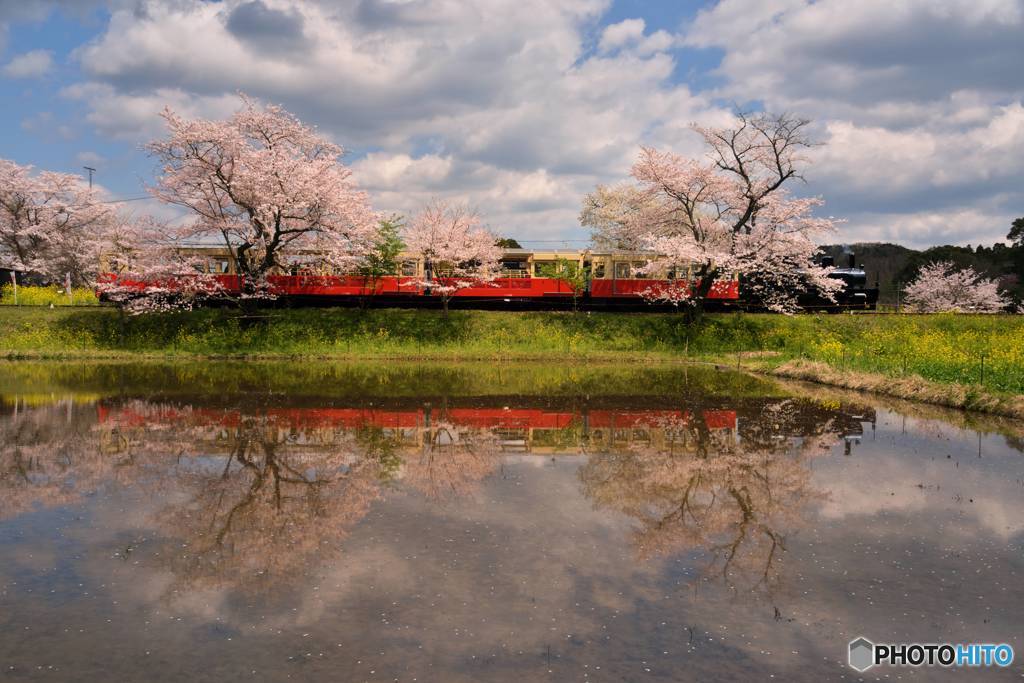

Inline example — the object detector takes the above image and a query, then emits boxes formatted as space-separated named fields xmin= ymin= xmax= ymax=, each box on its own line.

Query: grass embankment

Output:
xmin=1 ymin=307 xmax=1022 ymax=416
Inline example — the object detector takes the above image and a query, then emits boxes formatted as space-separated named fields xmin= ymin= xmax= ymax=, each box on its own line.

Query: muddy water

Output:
xmin=0 ymin=362 xmax=1021 ymax=681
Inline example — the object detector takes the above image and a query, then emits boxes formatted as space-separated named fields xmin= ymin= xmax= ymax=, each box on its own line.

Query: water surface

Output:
xmin=1 ymin=362 xmax=1022 ymax=681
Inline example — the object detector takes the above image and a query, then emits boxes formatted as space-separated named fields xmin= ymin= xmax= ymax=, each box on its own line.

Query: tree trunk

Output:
xmin=683 ymin=268 xmax=718 ymax=325
xmin=117 ymin=306 xmax=127 ymax=345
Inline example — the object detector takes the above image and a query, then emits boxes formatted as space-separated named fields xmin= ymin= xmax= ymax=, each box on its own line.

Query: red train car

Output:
xmin=101 ymin=246 xmax=740 ymax=310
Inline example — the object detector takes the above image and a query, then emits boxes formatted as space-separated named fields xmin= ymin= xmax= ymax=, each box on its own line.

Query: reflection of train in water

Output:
xmin=102 ymin=246 xmax=877 ymax=311
xmin=96 ymin=399 xmax=875 ymax=456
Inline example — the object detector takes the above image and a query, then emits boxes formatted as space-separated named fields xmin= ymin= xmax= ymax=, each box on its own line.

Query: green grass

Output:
xmin=0 ymin=306 xmax=696 ymax=360
xmin=0 ymin=284 xmax=99 ymax=307
xmin=1 ymin=306 xmax=1022 ymax=395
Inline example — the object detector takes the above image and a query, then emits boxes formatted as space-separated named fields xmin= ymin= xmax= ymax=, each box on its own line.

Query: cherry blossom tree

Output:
xmin=144 ymin=95 xmax=379 ymax=300
xmin=0 ymin=158 xmax=116 ymax=286
xmin=904 ymin=261 xmax=1009 ymax=313
xmin=580 ymin=112 xmax=844 ymax=314
xmin=580 ymin=183 xmax=650 ymax=251
xmin=402 ymin=200 xmax=502 ymax=314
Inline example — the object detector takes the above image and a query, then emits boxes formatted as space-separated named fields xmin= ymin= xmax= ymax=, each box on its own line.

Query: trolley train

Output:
xmin=101 ymin=246 xmax=877 ymax=311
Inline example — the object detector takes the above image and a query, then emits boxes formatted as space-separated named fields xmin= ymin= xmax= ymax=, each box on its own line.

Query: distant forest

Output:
xmin=822 ymin=217 xmax=1024 ymax=305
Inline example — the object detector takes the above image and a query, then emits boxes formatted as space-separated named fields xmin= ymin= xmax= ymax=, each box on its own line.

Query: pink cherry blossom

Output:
xmin=582 ymin=112 xmax=844 ymax=313
xmin=143 ymin=94 xmax=379 ymax=299
xmin=402 ymin=200 xmax=502 ymax=314
xmin=0 ymin=158 xmax=116 ymax=285
xmin=904 ymin=261 xmax=1009 ymax=313
xmin=96 ymin=216 xmax=231 ymax=313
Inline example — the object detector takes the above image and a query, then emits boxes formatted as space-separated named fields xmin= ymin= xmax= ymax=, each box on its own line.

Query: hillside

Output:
xmin=822 ymin=236 xmax=1024 ymax=305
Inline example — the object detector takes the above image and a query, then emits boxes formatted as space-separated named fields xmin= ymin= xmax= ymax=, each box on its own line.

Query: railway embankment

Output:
xmin=1 ymin=306 xmax=1022 ymax=417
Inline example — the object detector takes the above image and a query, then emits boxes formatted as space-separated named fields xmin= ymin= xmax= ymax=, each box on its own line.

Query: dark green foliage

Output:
xmin=1009 ymin=217 xmax=1024 ymax=248
xmin=0 ymin=359 xmax=783 ymax=403
xmin=552 ymin=257 xmax=588 ymax=311
xmin=358 ymin=216 xmax=405 ymax=280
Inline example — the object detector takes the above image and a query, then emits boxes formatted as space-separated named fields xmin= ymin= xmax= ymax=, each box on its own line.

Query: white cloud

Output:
xmin=61 ymin=0 xmax=726 ymax=241
xmin=599 ymin=18 xmax=645 ymax=51
xmin=62 ymin=82 xmax=242 ymax=141
xmin=34 ymin=0 xmax=1023 ymax=246
xmin=685 ymin=0 xmax=1024 ymax=245
xmin=599 ymin=18 xmax=675 ymax=56
xmin=19 ymin=110 xmax=75 ymax=141
xmin=2 ymin=49 xmax=54 ymax=78
xmin=75 ymin=150 xmax=106 ymax=166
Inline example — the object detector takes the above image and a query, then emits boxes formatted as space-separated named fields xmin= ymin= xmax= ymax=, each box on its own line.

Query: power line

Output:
xmin=60 ymin=195 xmax=158 ymax=209
xmin=93 ymin=195 xmax=156 ymax=205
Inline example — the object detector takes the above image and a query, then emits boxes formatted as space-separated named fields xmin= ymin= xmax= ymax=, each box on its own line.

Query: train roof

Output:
xmin=175 ymin=243 xmax=662 ymax=259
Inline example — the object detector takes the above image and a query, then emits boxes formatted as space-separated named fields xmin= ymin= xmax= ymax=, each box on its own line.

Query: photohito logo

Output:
xmin=848 ymin=637 xmax=1014 ymax=672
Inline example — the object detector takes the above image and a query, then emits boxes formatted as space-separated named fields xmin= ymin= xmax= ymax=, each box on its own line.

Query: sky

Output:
xmin=1 ymin=0 xmax=1022 ymax=249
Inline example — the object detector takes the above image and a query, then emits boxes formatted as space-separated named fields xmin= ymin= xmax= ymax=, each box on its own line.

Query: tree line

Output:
xmin=821 ymin=227 xmax=1024 ymax=308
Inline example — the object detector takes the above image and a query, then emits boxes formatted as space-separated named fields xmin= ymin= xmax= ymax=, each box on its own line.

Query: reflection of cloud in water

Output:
xmin=816 ymin=409 xmax=1024 ymax=539
xmin=4 ymin=386 xmax=1024 ymax=680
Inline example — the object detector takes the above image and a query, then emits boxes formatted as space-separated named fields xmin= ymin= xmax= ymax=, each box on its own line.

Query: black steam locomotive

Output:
xmin=799 ymin=252 xmax=879 ymax=311
xmin=736 ymin=251 xmax=879 ymax=312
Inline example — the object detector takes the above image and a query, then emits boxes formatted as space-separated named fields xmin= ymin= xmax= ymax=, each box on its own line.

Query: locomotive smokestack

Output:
xmin=841 ymin=244 xmax=854 ymax=269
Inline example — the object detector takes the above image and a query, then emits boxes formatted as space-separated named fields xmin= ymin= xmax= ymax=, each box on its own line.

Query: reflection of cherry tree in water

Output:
xmin=578 ymin=400 xmax=843 ymax=600
xmin=151 ymin=414 xmax=387 ymax=595
xmin=401 ymin=421 xmax=501 ymax=501
xmin=0 ymin=399 xmax=136 ymax=518
xmin=158 ymin=416 xmax=501 ymax=593
xmin=1 ymin=400 xmax=502 ymax=597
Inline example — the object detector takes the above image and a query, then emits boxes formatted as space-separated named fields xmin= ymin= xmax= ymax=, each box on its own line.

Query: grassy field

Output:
xmin=1 ymin=306 xmax=1022 ymax=399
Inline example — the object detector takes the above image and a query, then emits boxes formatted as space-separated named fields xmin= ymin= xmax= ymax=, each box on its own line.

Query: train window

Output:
xmin=594 ymin=263 xmax=605 ymax=278
xmin=501 ymin=261 xmax=528 ymax=277
xmin=614 ymin=262 xmax=630 ymax=279
xmin=666 ymin=267 xmax=677 ymax=280
xmin=535 ymin=261 xmax=559 ymax=277
xmin=400 ymin=260 xmax=417 ymax=277
xmin=632 ymin=262 xmax=648 ymax=279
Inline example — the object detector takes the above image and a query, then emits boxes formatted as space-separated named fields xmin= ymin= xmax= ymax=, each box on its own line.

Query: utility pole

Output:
xmin=83 ymin=166 xmax=96 ymax=189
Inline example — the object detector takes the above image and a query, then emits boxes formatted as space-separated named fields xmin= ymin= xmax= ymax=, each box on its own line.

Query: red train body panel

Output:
xmin=98 ymin=247 xmax=741 ymax=306
xmin=96 ymin=403 xmax=737 ymax=433
xmin=103 ymin=274 xmax=738 ymax=302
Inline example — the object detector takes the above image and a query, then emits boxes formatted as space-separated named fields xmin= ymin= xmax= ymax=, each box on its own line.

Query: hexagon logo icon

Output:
xmin=849 ymin=637 xmax=875 ymax=672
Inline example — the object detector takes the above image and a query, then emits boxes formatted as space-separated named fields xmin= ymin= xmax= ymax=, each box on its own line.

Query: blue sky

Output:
xmin=2 ymin=0 xmax=1023 ymax=248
